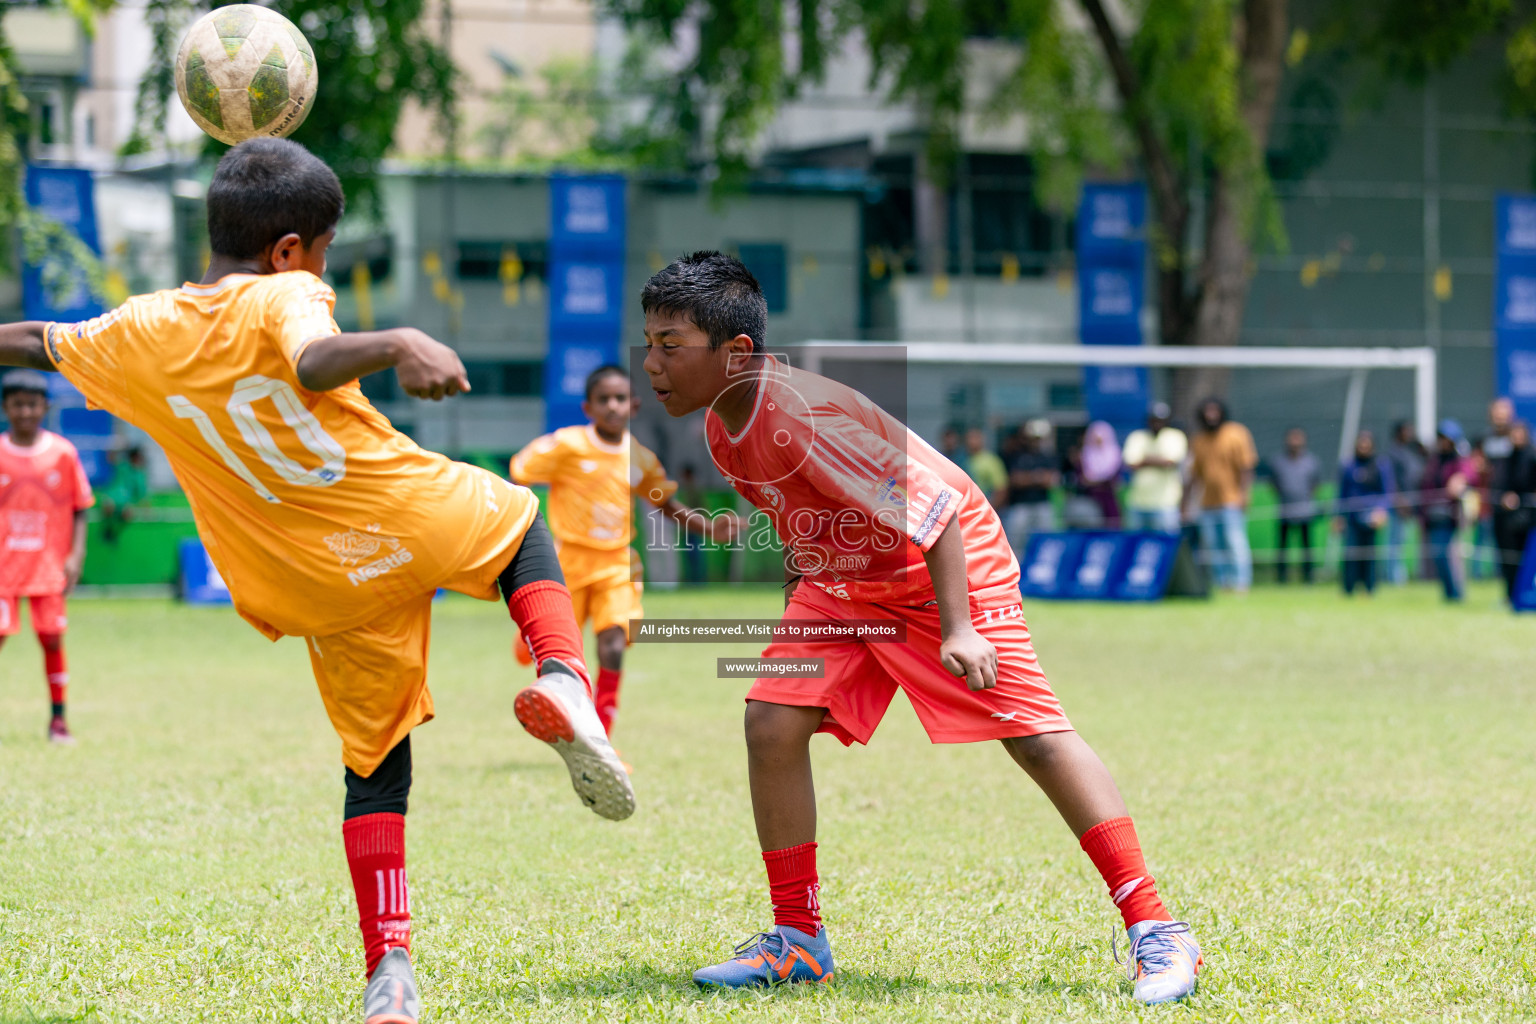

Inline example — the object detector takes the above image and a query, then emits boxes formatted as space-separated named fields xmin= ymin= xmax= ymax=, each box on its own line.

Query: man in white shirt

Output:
xmin=1121 ymin=403 xmax=1187 ymax=532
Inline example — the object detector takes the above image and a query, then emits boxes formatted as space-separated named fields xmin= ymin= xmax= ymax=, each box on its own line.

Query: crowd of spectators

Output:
xmin=947 ymin=395 xmax=1536 ymax=606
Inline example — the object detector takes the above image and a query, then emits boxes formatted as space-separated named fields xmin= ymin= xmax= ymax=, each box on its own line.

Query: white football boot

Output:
xmin=513 ymin=657 xmax=636 ymax=820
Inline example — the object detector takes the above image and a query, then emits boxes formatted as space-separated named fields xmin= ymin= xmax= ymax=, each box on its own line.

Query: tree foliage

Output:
xmin=128 ymin=0 xmax=454 ymax=219
xmin=0 ymin=0 xmax=115 ymax=291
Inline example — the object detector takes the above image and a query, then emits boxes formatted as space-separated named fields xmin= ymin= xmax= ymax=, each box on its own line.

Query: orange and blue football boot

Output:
xmin=693 ymin=925 xmax=834 ymax=988
xmin=1117 ymin=919 xmax=1202 ymax=1004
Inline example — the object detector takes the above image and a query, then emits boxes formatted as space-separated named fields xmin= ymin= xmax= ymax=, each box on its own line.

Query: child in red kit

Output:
xmin=641 ymin=252 xmax=1203 ymax=1004
xmin=0 ymin=370 xmax=92 ymax=744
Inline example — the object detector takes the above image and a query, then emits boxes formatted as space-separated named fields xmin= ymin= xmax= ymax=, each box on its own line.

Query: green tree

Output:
xmin=605 ymin=0 xmax=1536 ymax=405
xmin=128 ymin=0 xmax=454 ymax=219
xmin=0 ymin=0 xmax=114 ymax=298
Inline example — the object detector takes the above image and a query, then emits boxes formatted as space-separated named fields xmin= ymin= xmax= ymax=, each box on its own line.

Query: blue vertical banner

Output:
xmin=23 ymin=165 xmax=103 ymax=322
xmin=1495 ymin=194 xmax=1536 ymax=423
xmin=546 ymin=175 xmax=626 ymax=431
xmin=23 ymin=166 xmax=114 ymax=483
xmin=1077 ymin=183 xmax=1150 ymax=433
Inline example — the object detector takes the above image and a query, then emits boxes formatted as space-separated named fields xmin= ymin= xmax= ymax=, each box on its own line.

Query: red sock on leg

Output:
xmin=40 ymin=635 xmax=66 ymax=716
xmin=507 ymin=581 xmax=589 ymax=689
xmin=594 ymin=668 xmax=621 ymax=734
xmin=343 ymin=812 xmax=412 ymax=977
xmin=1080 ymin=816 xmax=1173 ymax=928
xmin=763 ymin=841 xmax=821 ymax=935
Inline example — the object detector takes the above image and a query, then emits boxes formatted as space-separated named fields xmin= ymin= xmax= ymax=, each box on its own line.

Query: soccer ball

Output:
xmin=174 ymin=4 xmax=318 ymax=146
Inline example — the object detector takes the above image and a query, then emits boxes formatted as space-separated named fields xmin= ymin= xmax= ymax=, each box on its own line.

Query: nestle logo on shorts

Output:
xmin=347 ymin=548 xmax=414 ymax=587
xmin=718 ymin=658 xmax=826 ymax=678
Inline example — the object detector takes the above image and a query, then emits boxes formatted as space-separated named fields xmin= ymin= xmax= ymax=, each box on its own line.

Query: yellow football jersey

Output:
xmin=509 ymin=424 xmax=677 ymax=551
xmin=45 ymin=271 xmax=538 ymax=639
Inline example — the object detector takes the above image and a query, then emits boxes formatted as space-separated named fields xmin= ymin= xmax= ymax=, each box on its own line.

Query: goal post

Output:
xmin=795 ymin=342 xmax=1439 ymax=465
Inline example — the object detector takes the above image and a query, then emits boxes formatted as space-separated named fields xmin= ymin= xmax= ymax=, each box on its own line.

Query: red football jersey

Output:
xmin=706 ymin=356 xmax=1018 ymax=603
xmin=0 ymin=430 xmax=94 ymax=595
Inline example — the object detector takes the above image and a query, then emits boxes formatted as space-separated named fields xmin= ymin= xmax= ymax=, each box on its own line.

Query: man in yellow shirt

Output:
xmin=0 ymin=138 xmax=631 ymax=1024
xmin=511 ymin=365 xmax=736 ymax=739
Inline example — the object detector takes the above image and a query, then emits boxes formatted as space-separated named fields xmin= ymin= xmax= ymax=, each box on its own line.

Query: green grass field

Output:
xmin=2 ymin=584 xmax=1533 ymax=1023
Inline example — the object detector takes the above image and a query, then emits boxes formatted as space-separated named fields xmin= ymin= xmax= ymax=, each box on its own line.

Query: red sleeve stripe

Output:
xmin=910 ymin=488 xmax=952 ymax=546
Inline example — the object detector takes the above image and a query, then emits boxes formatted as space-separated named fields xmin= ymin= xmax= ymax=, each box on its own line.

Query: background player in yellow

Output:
xmin=510 ymin=364 xmax=737 ymax=740
xmin=0 ymin=138 xmax=632 ymax=1024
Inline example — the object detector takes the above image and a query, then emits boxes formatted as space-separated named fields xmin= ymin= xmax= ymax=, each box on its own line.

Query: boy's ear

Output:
xmin=725 ymin=333 xmax=755 ymax=373
xmin=265 ymin=232 xmax=306 ymax=273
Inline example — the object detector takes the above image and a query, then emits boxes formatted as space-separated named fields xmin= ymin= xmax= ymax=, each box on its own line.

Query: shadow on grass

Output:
xmin=504 ymin=965 xmax=1119 ymax=1003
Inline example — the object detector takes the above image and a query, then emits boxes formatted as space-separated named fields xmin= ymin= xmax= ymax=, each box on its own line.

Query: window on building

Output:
xmin=735 ymin=243 xmax=788 ymax=313
xmin=456 ymin=241 xmax=547 ymax=282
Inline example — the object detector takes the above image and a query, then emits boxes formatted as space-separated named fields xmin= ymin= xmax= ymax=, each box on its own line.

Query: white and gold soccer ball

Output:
xmin=174 ymin=4 xmax=318 ymax=146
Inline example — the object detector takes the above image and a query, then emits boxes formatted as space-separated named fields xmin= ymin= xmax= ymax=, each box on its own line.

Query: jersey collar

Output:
xmin=584 ymin=424 xmax=628 ymax=454
xmin=180 ymin=273 xmax=259 ymax=296
xmin=719 ymin=354 xmax=778 ymax=446
xmin=0 ymin=430 xmax=56 ymax=457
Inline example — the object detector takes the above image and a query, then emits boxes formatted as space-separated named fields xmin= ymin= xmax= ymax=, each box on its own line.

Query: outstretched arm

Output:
xmin=296 ymin=327 xmax=469 ymax=400
xmin=0 ymin=322 xmax=53 ymax=371
xmin=661 ymin=497 xmax=740 ymax=542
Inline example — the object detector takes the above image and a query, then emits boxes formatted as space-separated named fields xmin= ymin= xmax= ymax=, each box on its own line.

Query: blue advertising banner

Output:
xmin=1077 ymin=184 xmax=1149 ymax=432
xmin=1063 ymin=532 xmax=1131 ymax=600
xmin=1494 ymin=195 xmax=1536 ymax=422
xmin=1020 ymin=531 xmax=1181 ymax=603
xmin=547 ymin=175 xmax=626 ymax=431
xmin=1108 ymin=532 xmax=1181 ymax=601
xmin=1020 ymin=532 xmax=1086 ymax=600
xmin=179 ymin=539 xmax=232 ymax=605
xmin=23 ymin=165 xmax=103 ymax=322
xmin=1512 ymin=530 xmax=1536 ymax=611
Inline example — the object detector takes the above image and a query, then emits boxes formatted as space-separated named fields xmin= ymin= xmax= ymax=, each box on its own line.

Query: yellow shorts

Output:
xmin=307 ymin=471 xmax=539 ymax=776
xmin=559 ymin=543 xmax=644 ymax=639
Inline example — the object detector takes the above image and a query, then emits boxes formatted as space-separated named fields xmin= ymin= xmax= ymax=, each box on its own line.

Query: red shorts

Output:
xmin=0 ymin=593 xmax=68 ymax=637
xmin=747 ymin=582 xmax=1072 ymax=745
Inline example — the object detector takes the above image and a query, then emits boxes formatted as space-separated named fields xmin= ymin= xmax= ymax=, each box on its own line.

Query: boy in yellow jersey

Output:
xmin=510 ymin=365 xmax=736 ymax=738
xmin=0 ymin=139 xmax=633 ymax=1024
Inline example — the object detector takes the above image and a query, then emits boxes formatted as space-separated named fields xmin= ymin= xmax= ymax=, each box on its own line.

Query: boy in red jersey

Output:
xmin=641 ymin=252 xmax=1202 ymax=1004
xmin=0 ymin=370 xmax=92 ymax=744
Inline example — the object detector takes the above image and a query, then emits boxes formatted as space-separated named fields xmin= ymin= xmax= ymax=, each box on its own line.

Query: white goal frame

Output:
xmin=796 ymin=342 xmax=1438 ymax=465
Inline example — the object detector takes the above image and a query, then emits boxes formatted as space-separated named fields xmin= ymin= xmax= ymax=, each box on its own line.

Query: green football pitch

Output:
xmin=1 ymin=584 xmax=1532 ymax=1023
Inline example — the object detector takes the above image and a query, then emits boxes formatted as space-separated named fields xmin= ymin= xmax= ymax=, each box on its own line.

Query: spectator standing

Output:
xmin=1267 ymin=427 xmax=1322 ymax=583
xmin=939 ymin=426 xmax=963 ymax=464
xmin=1068 ymin=421 xmax=1122 ymax=528
xmin=1472 ymin=399 xmax=1515 ymax=579
xmin=1189 ymin=398 xmax=1258 ymax=593
xmin=1121 ymin=402 xmax=1186 ymax=532
xmin=1335 ymin=429 xmax=1396 ymax=596
xmin=1385 ymin=421 xmax=1426 ymax=584
xmin=99 ymin=446 xmax=148 ymax=545
xmin=963 ymin=427 xmax=1009 ymax=509
xmin=1492 ymin=420 xmax=1536 ymax=605
xmin=1420 ymin=420 xmax=1474 ymax=602
xmin=1003 ymin=419 xmax=1059 ymax=556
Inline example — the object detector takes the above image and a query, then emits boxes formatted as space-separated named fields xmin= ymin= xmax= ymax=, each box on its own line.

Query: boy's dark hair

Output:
xmin=640 ymin=251 xmax=767 ymax=353
xmin=207 ymin=138 xmax=345 ymax=260
xmin=584 ymin=364 xmax=630 ymax=400
xmin=2 ymin=369 xmax=50 ymax=401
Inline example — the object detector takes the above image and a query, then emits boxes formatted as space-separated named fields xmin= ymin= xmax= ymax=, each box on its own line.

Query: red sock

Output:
xmin=343 ymin=812 xmax=411 ymax=977
xmin=41 ymin=636 xmax=66 ymax=716
xmin=763 ymin=841 xmax=821 ymax=935
xmin=594 ymin=668 xmax=621 ymax=734
xmin=1080 ymin=816 xmax=1173 ymax=928
xmin=507 ymin=581 xmax=589 ymax=690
